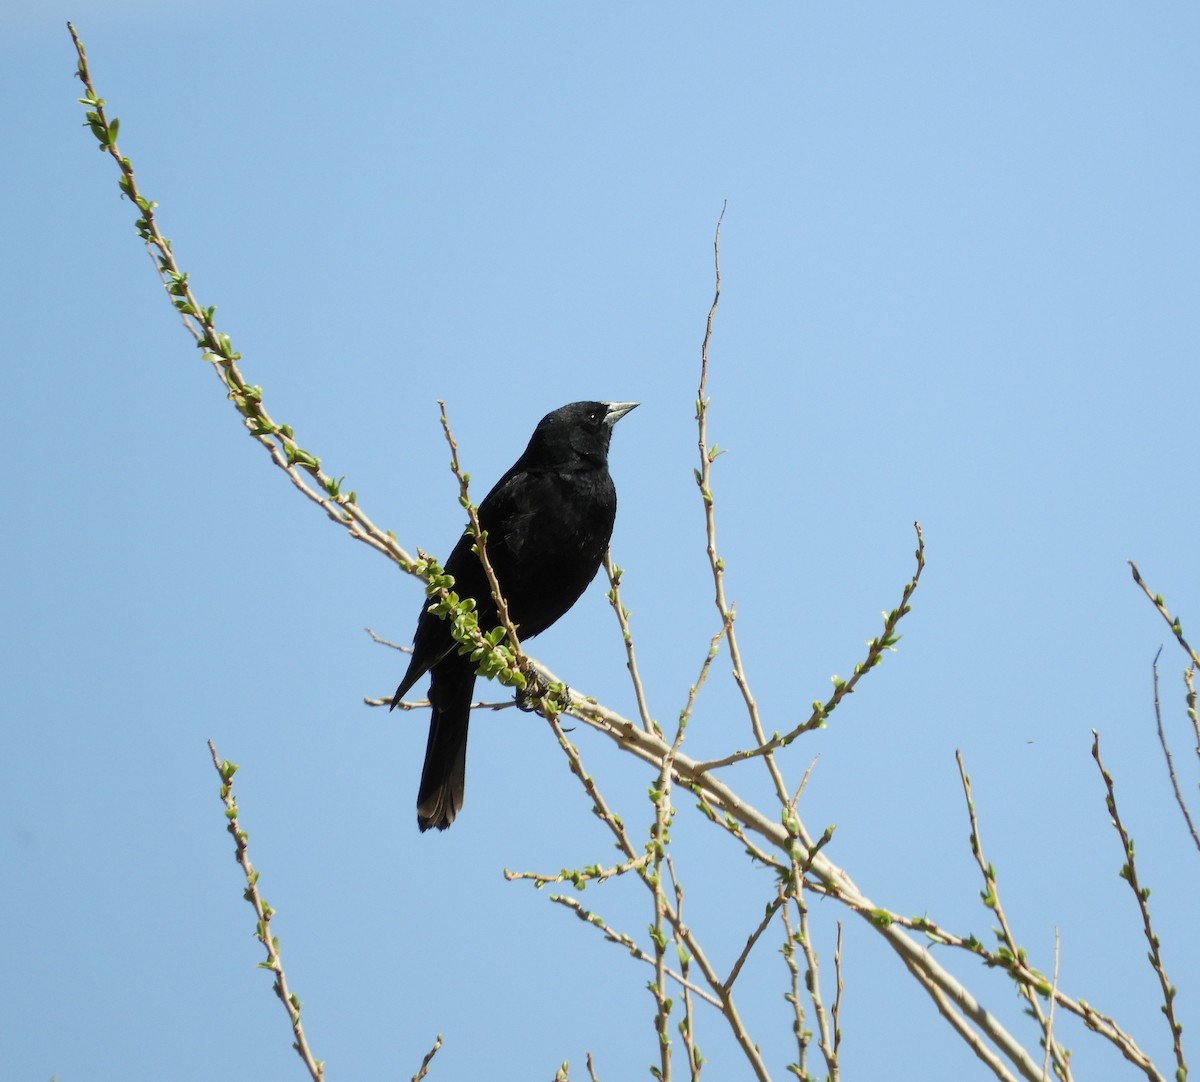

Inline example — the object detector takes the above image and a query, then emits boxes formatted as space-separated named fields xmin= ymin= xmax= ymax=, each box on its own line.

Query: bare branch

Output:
xmin=437 ymin=402 xmax=526 ymax=663
xmin=957 ymin=751 xmax=1072 ymax=1080
xmin=364 ymin=627 xmax=412 ymax=653
xmin=546 ymin=894 xmax=721 ymax=1008
xmin=1092 ymin=731 xmax=1185 ymax=1080
xmin=1187 ymin=667 xmax=1200 ymax=766
xmin=411 ymin=1034 xmax=443 ymax=1082
xmin=206 ymin=741 xmax=324 ymax=1081
xmin=669 ymin=858 xmax=704 ymax=1081
xmin=694 ymin=526 xmax=924 ymax=775
xmin=1130 ymin=562 xmax=1200 ymax=668
xmin=604 ymin=552 xmax=656 ymax=734
xmin=538 ymin=662 xmax=1063 ymax=1081
xmin=693 ymin=206 xmax=790 ymax=810
xmin=723 ymin=896 xmax=784 ymax=995
xmin=832 ymin=922 xmax=844 ymax=1064
xmin=779 ymin=889 xmax=810 ymax=1078
xmin=1151 ymin=648 xmax=1200 ymax=852
xmin=1041 ymin=930 xmax=1061 ymax=1082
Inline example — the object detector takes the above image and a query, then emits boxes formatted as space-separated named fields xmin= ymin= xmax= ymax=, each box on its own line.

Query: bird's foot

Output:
xmin=514 ymin=676 xmax=571 ymax=714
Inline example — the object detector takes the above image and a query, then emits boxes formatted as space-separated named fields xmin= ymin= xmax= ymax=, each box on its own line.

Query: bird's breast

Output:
xmin=486 ymin=468 xmax=616 ymax=635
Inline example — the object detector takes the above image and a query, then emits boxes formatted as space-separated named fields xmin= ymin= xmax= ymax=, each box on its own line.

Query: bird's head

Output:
xmin=526 ymin=400 xmax=638 ymax=469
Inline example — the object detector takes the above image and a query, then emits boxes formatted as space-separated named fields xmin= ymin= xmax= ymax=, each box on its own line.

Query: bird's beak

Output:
xmin=603 ymin=402 xmax=639 ymax=427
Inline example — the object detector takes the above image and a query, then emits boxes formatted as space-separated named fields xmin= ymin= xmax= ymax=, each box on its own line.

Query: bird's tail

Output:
xmin=416 ymin=655 xmax=476 ymax=831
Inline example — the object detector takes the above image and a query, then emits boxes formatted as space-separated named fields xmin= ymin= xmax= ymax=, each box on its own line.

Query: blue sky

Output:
xmin=5 ymin=4 xmax=1198 ymax=1079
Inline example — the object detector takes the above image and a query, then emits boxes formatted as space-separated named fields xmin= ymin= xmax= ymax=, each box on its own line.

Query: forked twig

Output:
xmin=694 ymin=526 xmax=924 ymax=775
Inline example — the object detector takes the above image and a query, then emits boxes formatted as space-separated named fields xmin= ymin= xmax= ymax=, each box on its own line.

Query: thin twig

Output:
xmin=546 ymin=894 xmax=721 ymax=1008
xmin=677 ymin=628 xmax=726 ymax=737
xmin=206 ymin=742 xmax=324 ymax=1081
xmin=69 ymin=25 xmax=417 ymax=574
xmin=651 ymin=737 xmax=675 ymax=1081
xmin=1130 ymin=562 xmax=1200 ymax=668
xmin=1151 ymin=648 xmax=1200 ymax=852
xmin=1186 ymin=667 xmax=1200 ymax=766
xmin=846 ymin=900 xmax=1160 ymax=1081
xmin=691 ymin=787 xmax=788 ymax=874
xmin=437 ymin=402 xmax=526 ymax=663
xmin=723 ymin=896 xmax=785 ymax=994
xmin=797 ymin=895 xmax=838 ymax=1080
xmin=957 ymin=751 xmax=1071 ymax=1080
xmin=372 ymin=694 xmax=518 ymax=712
xmin=70 ymin=26 xmax=550 ymax=748
xmin=832 ymin=921 xmax=844 ymax=1063
xmin=1041 ymin=930 xmax=1061 ymax=1082
xmin=530 ymin=659 xmax=1059 ymax=1081
xmin=792 ymin=757 xmax=819 ymax=808
xmin=779 ymin=889 xmax=809 ymax=1078
xmin=694 ymin=524 xmax=924 ymax=774
xmin=411 ymin=1034 xmax=443 ymax=1082
xmin=787 ymin=853 xmax=838 ymax=1081
xmin=1092 ymin=731 xmax=1186 ymax=1080
xmin=693 ymin=205 xmax=789 ymax=810
xmin=505 ymin=854 xmax=651 ymax=889
xmin=364 ymin=627 xmax=412 ymax=653
xmin=604 ymin=552 xmax=656 ymax=733
xmin=516 ymin=705 xmax=772 ymax=1081
xmin=669 ymin=857 xmax=703 ymax=1081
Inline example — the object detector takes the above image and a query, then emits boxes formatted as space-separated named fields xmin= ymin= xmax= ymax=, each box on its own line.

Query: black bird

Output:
xmin=391 ymin=400 xmax=638 ymax=831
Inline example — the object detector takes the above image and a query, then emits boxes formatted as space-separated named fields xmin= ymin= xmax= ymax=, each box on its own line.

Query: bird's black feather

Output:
xmin=391 ymin=400 xmax=637 ymax=831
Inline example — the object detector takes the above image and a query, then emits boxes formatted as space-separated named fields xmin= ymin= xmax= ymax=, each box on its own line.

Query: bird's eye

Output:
xmin=588 ymin=411 xmax=601 ymax=425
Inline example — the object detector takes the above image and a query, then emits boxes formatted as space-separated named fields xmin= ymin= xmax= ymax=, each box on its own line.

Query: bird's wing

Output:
xmin=476 ymin=466 xmax=550 ymax=560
